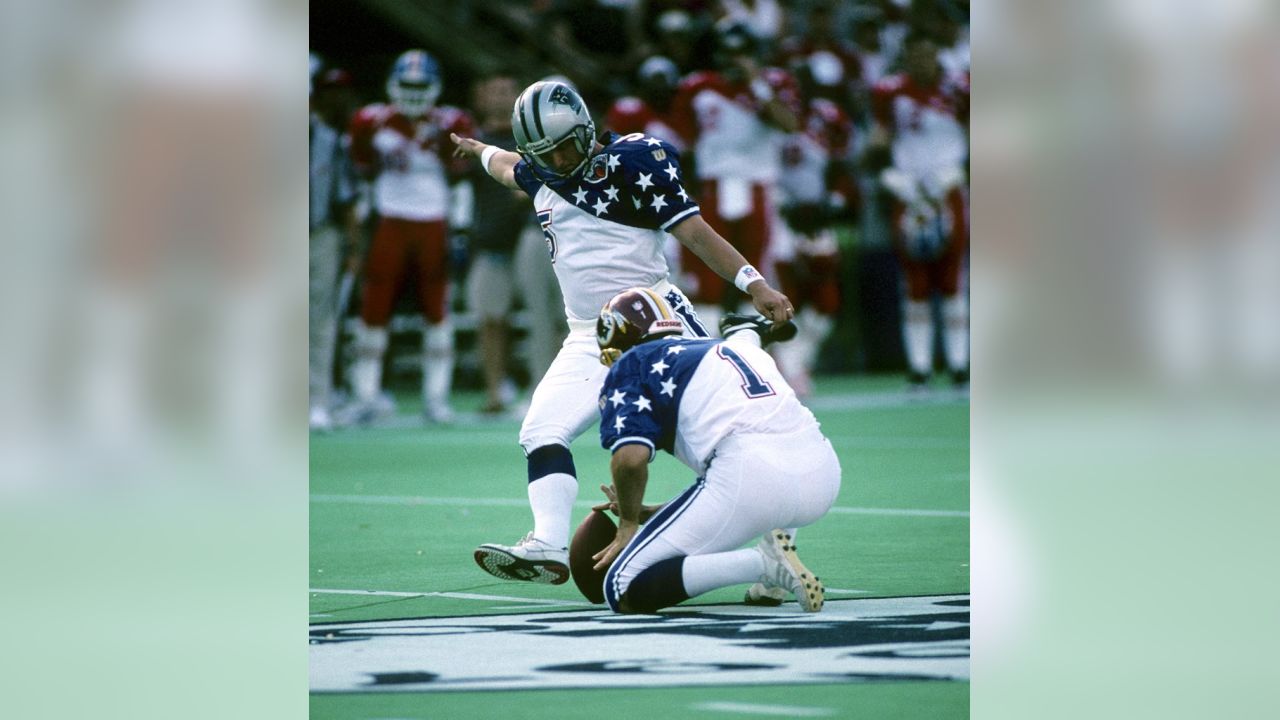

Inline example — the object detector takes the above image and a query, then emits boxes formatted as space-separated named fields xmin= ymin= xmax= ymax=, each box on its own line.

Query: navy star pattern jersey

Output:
xmin=512 ymin=132 xmax=702 ymax=322
xmin=599 ymin=337 xmax=819 ymax=474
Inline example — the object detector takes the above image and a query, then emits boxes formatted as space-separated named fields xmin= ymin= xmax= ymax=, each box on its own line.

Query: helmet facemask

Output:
xmin=388 ymin=78 xmax=441 ymax=117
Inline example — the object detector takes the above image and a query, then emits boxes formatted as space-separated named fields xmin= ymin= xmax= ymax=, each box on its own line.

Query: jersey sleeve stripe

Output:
xmin=610 ymin=437 xmax=656 ymax=462
xmin=660 ymin=206 xmax=700 ymax=231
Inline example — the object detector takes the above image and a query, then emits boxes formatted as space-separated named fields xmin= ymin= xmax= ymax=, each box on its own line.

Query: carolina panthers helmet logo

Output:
xmin=549 ymin=85 xmax=581 ymax=111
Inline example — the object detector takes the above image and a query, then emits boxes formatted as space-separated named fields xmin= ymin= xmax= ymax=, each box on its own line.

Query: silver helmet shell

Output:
xmin=511 ymin=80 xmax=596 ymax=178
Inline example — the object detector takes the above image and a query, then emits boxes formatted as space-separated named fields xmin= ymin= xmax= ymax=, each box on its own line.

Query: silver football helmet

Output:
xmin=512 ymin=80 xmax=596 ymax=178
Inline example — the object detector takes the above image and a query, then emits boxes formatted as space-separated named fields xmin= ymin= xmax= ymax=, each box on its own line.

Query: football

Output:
xmin=569 ymin=510 xmax=618 ymax=604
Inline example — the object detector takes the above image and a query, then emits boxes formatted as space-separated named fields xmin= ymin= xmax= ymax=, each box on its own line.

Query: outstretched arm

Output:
xmin=670 ymin=215 xmax=795 ymax=323
xmin=450 ymin=133 xmax=521 ymax=190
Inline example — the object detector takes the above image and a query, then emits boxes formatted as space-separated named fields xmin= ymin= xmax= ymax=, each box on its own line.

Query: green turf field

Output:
xmin=310 ymin=375 xmax=969 ymax=718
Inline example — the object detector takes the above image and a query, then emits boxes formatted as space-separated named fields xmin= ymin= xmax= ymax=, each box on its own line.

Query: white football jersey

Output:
xmin=872 ymin=73 xmax=969 ymax=183
xmin=599 ymin=336 xmax=819 ymax=474
xmin=670 ymin=69 xmax=801 ymax=183
xmin=514 ymin=132 xmax=701 ymax=322
xmin=350 ymin=103 xmax=474 ymax=221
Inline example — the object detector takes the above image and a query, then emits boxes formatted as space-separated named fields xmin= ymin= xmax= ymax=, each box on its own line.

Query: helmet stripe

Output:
xmin=640 ymin=288 xmax=673 ymax=320
xmin=530 ymin=84 xmax=546 ymax=138
xmin=516 ymin=87 xmax=534 ymax=148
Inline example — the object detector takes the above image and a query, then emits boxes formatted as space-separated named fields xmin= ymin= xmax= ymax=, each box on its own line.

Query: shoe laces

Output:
xmin=758 ymin=540 xmax=797 ymax=592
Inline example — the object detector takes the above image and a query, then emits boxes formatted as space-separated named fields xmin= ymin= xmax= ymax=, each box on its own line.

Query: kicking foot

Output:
xmin=474 ymin=532 xmax=570 ymax=585
xmin=719 ymin=313 xmax=798 ymax=347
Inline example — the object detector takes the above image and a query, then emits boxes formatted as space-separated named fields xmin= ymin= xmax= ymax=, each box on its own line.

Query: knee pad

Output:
xmin=526 ymin=444 xmax=576 ymax=483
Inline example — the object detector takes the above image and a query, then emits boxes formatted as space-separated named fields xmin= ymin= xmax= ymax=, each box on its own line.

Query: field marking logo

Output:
xmin=310 ymin=594 xmax=968 ymax=693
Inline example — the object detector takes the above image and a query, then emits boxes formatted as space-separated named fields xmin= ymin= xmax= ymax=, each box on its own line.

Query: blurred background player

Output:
xmin=309 ymin=64 xmax=362 ymax=431
xmin=464 ymin=74 xmax=527 ymax=415
xmin=451 ymin=80 xmax=793 ymax=585
xmin=776 ymin=1 xmax=863 ymax=106
xmin=590 ymin=288 xmax=838 ymax=614
xmin=345 ymin=50 xmax=475 ymax=423
xmin=716 ymin=0 xmax=784 ymax=50
xmin=607 ymin=56 xmax=686 ymax=152
xmin=870 ymin=31 xmax=970 ymax=389
xmin=607 ymin=56 xmax=687 ymax=292
xmin=769 ymin=57 xmax=857 ymax=398
xmin=669 ymin=20 xmax=801 ymax=333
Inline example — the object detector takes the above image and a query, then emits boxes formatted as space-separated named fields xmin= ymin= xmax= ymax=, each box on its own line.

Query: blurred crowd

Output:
xmin=309 ymin=0 xmax=970 ymax=430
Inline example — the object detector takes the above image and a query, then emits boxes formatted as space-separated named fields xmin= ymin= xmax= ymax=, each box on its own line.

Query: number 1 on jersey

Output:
xmin=716 ymin=345 xmax=775 ymax=399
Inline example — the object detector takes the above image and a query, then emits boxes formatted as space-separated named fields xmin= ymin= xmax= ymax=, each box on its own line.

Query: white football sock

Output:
xmin=903 ymin=299 xmax=933 ymax=375
xmin=349 ymin=324 xmax=388 ymax=403
xmin=421 ymin=320 xmax=455 ymax=410
xmin=942 ymin=295 xmax=969 ymax=372
xmin=527 ymin=472 xmax=577 ymax=549
xmin=682 ymin=548 xmax=766 ymax=598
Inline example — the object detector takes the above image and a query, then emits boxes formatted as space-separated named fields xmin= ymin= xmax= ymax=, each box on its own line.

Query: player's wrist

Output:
xmin=734 ymin=264 xmax=764 ymax=294
xmin=480 ymin=145 xmax=500 ymax=176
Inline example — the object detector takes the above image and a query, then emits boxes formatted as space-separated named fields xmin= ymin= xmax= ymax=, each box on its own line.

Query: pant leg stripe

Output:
xmin=604 ymin=478 xmax=705 ymax=611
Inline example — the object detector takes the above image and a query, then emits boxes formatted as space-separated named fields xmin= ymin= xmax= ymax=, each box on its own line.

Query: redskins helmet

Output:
xmin=596 ymin=288 xmax=685 ymax=366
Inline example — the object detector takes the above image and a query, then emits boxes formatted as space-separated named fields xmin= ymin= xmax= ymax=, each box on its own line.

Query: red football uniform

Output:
xmin=606 ymin=96 xmax=686 ymax=153
xmin=669 ymin=67 xmax=802 ymax=305
xmin=349 ymin=103 xmax=474 ymax=324
xmin=871 ymin=73 xmax=969 ymax=300
xmin=772 ymin=97 xmax=855 ymax=316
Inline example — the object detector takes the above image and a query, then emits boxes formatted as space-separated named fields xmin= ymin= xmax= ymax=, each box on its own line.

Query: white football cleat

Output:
xmin=743 ymin=582 xmax=786 ymax=607
xmin=423 ymin=403 xmax=455 ymax=425
xmin=757 ymin=529 xmax=824 ymax=612
xmin=719 ymin=313 xmax=798 ymax=347
xmin=309 ymin=406 xmax=334 ymax=432
xmin=474 ymin=532 xmax=570 ymax=585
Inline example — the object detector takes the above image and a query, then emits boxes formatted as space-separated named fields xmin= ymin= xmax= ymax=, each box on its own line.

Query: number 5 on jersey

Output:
xmin=537 ymin=209 xmax=557 ymax=263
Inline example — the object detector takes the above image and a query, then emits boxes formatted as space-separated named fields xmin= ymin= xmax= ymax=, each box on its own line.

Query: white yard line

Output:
xmin=311 ymin=588 xmax=425 ymax=597
xmin=428 ymin=592 xmax=590 ymax=607
xmin=826 ymin=506 xmax=968 ymax=518
xmin=311 ymin=494 xmax=968 ymax=518
xmin=806 ymin=389 xmax=968 ymax=411
xmin=693 ymin=702 xmax=836 ymax=717
xmin=309 ymin=588 xmax=590 ymax=607
xmin=311 ymin=494 xmax=530 ymax=508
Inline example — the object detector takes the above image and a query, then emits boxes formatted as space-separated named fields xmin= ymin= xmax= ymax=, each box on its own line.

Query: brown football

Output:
xmin=569 ymin=510 xmax=618 ymax=604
